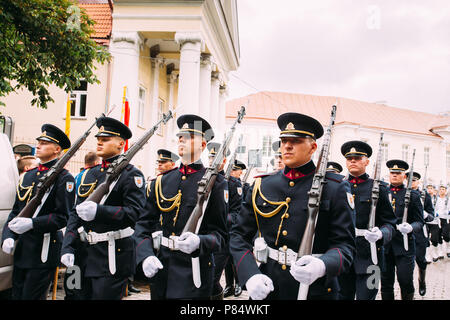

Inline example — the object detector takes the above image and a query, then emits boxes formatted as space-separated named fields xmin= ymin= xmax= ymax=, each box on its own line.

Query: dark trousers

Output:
xmin=338 ymin=269 xmax=378 ymax=300
xmin=88 ymin=276 xmax=128 ymax=300
xmin=441 ymin=219 xmax=450 ymax=242
xmin=429 ymin=224 xmax=442 ymax=246
xmin=12 ymin=267 xmax=55 ymax=300
xmin=212 ymin=251 xmax=229 ymax=295
xmin=224 ymin=256 xmax=238 ymax=288
xmin=415 ymin=238 xmax=428 ymax=270
xmin=381 ymin=249 xmax=415 ymax=295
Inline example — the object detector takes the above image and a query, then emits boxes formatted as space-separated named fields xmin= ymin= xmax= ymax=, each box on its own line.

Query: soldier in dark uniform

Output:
xmin=380 ymin=160 xmax=424 ymax=300
xmin=325 ymin=161 xmax=343 ymax=174
xmin=2 ymin=124 xmax=75 ymax=300
xmin=60 ymin=117 xmax=146 ymax=300
xmin=406 ymin=171 xmax=434 ymax=296
xmin=134 ymin=114 xmax=228 ymax=300
xmin=222 ymin=159 xmax=246 ymax=298
xmin=229 ymin=112 xmax=356 ymax=300
xmin=156 ymin=149 xmax=179 ymax=173
xmin=271 ymin=140 xmax=284 ymax=171
xmin=337 ymin=141 xmax=396 ymax=300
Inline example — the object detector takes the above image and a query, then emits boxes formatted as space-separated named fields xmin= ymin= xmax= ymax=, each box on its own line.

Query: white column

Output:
xmin=209 ymin=71 xmax=220 ymax=135
xmin=199 ymin=54 xmax=213 ymax=121
xmin=175 ymin=32 xmax=203 ymax=116
xmin=151 ymin=57 xmax=164 ymax=124
xmin=166 ymin=72 xmax=178 ymax=148
xmin=217 ymin=83 xmax=228 ymax=141
xmin=108 ymin=31 xmax=142 ymax=132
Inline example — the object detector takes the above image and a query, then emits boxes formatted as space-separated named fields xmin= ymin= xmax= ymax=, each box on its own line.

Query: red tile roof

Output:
xmin=226 ymin=91 xmax=450 ymax=137
xmin=78 ymin=2 xmax=112 ymax=45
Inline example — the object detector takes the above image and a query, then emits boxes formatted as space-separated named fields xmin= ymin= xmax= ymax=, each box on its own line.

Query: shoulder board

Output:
xmin=325 ymin=172 xmax=345 ymax=183
xmin=160 ymin=167 xmax=178 ymax=176
xmin=25 ymin=166 xmax=38 ymax=173
xmin=254 ymin=171 xmax=279 ymax=179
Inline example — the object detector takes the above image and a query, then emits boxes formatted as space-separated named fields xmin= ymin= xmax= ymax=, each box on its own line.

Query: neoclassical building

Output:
xmin=225 ymin=91 xmax=450 ymax=186
xmin=1 ymin=0 xmax=240 ymax=177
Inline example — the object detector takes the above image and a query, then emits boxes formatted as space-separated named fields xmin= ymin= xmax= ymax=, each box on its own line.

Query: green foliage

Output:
xmin=0 ymin=0 xmax=111 ymax=109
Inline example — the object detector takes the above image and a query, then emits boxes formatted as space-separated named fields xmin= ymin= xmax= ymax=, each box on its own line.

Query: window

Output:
xmin=262 ymin=135 xmax=272 ymax=157
xmin=402 ymin=144 xmax=409 ymax=162
xmin=157 ymin=98 xmax=164 ymax=136
xmin=138 ymin=87 xmax=146 ymax=127
xmin=446 ymin=151 xmax=450 ymax=169
xmin=381 ymin=143 xmax=389 ymax=162
xmin=69 ymin=81 xmax=88 ymax=118
xmin=424 ymin=147 xmax=430 ymax=167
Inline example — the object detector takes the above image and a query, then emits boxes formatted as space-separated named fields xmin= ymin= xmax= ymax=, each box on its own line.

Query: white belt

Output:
xmin=161 ymin=235 xmax=180 ymax=251
xmin=267 ymin=246 xmax=323 ymax=266
xmin=41 ymin=233 xmax=51 ymax=263
xmin=78 ymin=226 xmax=134 ymax=275
xmin=355 ymin=228 xmax=368 ymax=237
xmin=426 ymin=217 xmax=440 ymax=226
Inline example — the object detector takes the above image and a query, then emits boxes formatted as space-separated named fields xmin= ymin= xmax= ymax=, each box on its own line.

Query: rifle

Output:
xmin=224 ymin=134 xmax=243 ymax=180
xmin=17 ymin=113 xmax=106 ymax=218
xmin=86 ymin=111 xmax=173 ymax=204
xmin=242 ymin=150 xmax=261 ymax=183
xmin=297 ymin=104 xmax=337 ymax=300
xmin=421 ymin=165 xmax=428 ymax=205
xmin=182 ymin=106 xmax=246 ymax=288
xmin=401 ymin=149 xmax=416 ymax=251
xmin=367 ymin=132 xmax=384 ymax=265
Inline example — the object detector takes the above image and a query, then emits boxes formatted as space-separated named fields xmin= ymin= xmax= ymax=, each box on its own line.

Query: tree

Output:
xmin=0 ymin=0 xmax=110 ymax=109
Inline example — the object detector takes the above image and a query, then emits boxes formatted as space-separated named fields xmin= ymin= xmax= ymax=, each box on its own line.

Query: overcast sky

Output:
xmin=227 ymin=0 xmax=450 ymax=115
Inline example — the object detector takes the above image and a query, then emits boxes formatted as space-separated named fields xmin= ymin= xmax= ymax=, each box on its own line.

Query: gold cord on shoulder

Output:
xmin=252 ymin=177 xmax=290 ymax=246
xmin=77 ymin=169 xmax=97 ymax=198
xmin=16 ymin=174 xmax=34 ymax=203
xmin=155 ymin=175 xmax=182 ymax=226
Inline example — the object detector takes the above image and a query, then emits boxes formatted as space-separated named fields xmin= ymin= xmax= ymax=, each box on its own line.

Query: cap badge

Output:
xmin=182 ymin=123 xmax=189 ymax=129
xmin=286 ymin=122 xmax=295 ymax=130
xmin=350 ymin=147 xmax=356 ymax=153
xmin=393 ymin=165 xmax=399 ymax=169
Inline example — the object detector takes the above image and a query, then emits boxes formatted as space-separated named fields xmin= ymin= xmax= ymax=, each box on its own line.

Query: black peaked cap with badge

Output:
xmin=207 ymin=141 xmax=230 ymax=157
xmin=232 ymin=159 xmax=247 ymax=171
xmin=157 ymin=149 xmax=179 ymax=162
xmin=341 ymin=141 xmax=373 ymax=158
xmin=37 ymin=124 xmax=71 ymax=150
xmin=176 ymin=114 xmax=214 ymax=142
xmin=326 ymin=161 xmax=343 ymax=173
xmin=386 ymin=159 xmax=409 ymax=172
xmin=405 ymin=171 xmax=421 ymax=181
xmin=277 ymin=112 xmax=324 ymax=140
xmin=95 ymin=117 xmax=132 ymax=140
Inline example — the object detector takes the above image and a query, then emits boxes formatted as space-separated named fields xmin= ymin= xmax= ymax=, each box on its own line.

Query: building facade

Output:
xmin=1 ymin=0 xmax=240 ymax=178
xmin=225 ymin=91 xmax=450 ymax=186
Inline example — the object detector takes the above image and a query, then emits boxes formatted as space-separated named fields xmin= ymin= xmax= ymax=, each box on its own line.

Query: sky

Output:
xmin=227 ymin=0 xmax=450 ymax=115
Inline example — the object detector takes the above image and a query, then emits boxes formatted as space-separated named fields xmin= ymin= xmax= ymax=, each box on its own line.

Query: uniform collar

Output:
xmin=283 ymin=160 xmax=315 ymax=180
xmin=38 ymin=158 xmax=58 ymax=171
xmin=390 ymin=184 xmax=404 ymax=192
xmin=348 ymin=173 xmax=369 ymax=184
xmin=179 ymin=160 xmax=204 ymax=175
xmin=101 ymin=154 xmax=120 ymax=168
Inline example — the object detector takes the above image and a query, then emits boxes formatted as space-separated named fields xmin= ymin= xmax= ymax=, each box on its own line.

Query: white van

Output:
xmin=0 ymin=133 xmax=18 ymax=293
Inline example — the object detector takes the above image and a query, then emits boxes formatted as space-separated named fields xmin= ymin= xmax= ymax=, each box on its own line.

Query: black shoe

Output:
xmin=223 ymin=285 xmax=234 ymax=298
xmin=234 ymin=284 xmax=242 ymax=297
xmin=381 ymin=292 xmax=395 ymax=300
xmin=447 ymin=253 xmax=450 ymax=258
xmin=418 ymin=268 xmax=426 ymax=296
xmin=128 ymin=284 xmax=141 ymax=294
xmin=401 ymin=291 xmax=414 ymax=300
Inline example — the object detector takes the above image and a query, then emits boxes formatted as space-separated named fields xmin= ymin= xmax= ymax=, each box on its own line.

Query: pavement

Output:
xmin=50 ymin=255 xmax=450 ymax=300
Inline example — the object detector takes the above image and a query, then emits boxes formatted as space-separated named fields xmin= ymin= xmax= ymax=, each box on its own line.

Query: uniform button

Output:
xmin=285 ymin=213 xmax=290 ymax=219
xmin=171 ymin=232 xmax=175 ymax=236
xmin=282 ymin=245 xmax=288 ymax=251
xmin=282 ymin=230 xmax=288 ymax=236
xmin=263 ymin=202 xmax=267 ymax=206
xmin=117 ymin=248 xmax=121 ymax=252
xmin=281 ymin=264 xmax=287 ymax=270
xmin=53 ymin=240 xmax=56 ymax=243
xmin=286 ymin=197 xmax=291 ymax=203
xmin=289 ymin=181 xmax=295 ymax=187
xmin=37 ymin=172 xmax=40 ymax=176
xmin=208 ymin=262 xmax=212 ymax=267
xmin=327 ymin=288 xmax=332 ymax=293
xmin=182 ymin=176 xmax=186 ymax=180
xmin=353 ymin=184 xmax=357 ymax=188
xmin=100 ymin=168 xmax=104 ymax=172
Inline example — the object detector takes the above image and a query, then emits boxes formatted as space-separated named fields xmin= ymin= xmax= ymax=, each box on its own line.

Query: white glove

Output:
xmin=423 ymin=211 xmax=429 ymax=219
xmin=76 ymin=201 xmax=97 ymax=222
xmin=397 ymin=222 xmax=413 ymax=234
xmin=61 ymin=253 xmax=75 ymax=268
xmin=290 ymin=255 xmax=326 ymax=285
xmin=2 ymin=238 xmax=14 ymax=255
xmin=142 ymin=256 xmax=163 ymax=278
xmin=8 ymin=217 xmax=33 ymax=234
xmin=245 ymin=274 xmax=274 ymax=300
xmin=364 ymin=227 xmax=383 ymax=243
xmin=177 ymin=232 xmax=200 ymax=254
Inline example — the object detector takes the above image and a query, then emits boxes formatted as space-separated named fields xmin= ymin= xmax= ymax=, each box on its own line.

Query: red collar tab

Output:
xmin=101 ymin=160 xmax=110 ymax=169
xmin=38 ymin=164 xmax=49 ymax=172
xmin=349 ymin=177 xmax=366 ymax=185
xmin=284 ymin=169 xmax=308 ymax=180
xmin=179 ymin=165 xmax=199 ymax=175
